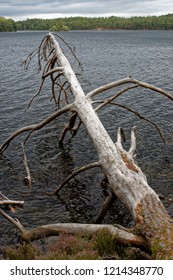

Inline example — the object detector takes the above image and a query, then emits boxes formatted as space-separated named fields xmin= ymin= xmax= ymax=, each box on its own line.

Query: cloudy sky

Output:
xmin=1 ymin=0 xmax=173 ymax=21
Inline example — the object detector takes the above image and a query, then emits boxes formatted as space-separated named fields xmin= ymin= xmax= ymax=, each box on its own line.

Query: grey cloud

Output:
xmin=0 ymin=0 xmax=172 ymax=19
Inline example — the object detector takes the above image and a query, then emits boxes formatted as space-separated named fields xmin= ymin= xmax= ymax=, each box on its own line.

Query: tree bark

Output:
xmin=48 ymin=33 xmax=173 ymax=259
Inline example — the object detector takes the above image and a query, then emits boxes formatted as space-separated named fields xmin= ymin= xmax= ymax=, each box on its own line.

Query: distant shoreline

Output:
xmin=1 ymin=14 xmax=173 ymax=32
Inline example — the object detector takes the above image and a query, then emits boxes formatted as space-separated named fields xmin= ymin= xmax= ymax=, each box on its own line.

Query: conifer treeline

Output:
xmin=1 ymin=14 xmax=173 ymax=32
xmin=15 ymin=14 xmax=173 ymax=31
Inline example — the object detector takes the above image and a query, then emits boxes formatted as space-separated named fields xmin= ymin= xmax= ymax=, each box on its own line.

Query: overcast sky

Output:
xmin=1 ymin=0 xmax=173 ymax=21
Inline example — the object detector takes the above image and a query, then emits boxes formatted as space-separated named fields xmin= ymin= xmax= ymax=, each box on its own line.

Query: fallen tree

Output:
xmin=1 ymin=33 xmax=173 ymax=259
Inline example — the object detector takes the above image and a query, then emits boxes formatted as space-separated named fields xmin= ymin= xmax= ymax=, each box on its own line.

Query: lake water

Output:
xmin=0 ymin=30 xmax=173 ymax=242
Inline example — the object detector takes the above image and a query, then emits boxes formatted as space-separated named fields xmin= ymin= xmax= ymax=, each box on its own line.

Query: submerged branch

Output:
xmin=59 ymin=112 xmax=77 ymax=148
xmin=0 ymin=209 xmax=26 ymax=235
xmin=0 ymin=201 xmax=24 ymax=207
xmin=96 ymin=191 xmax=115 ymax=223
xmin=0 ymin=192 xmax=24 ymax=208
xmin=0 ymin=103 xmax=74 ymax=153
xmin=53 ymin=161 xmax=101 ymax=195
xmin=22 ymin=143 xmax=32 ymax=188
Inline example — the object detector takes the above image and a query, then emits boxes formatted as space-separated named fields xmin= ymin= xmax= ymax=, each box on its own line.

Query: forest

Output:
xmin=0 ymin=17 xmax=17 ymax=32
xmin=1 ymin=14 xmax=173 ymax=32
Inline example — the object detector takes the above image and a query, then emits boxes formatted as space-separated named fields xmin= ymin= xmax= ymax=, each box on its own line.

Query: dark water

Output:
xmin=0 ymin=30 xmax=173 ymax=242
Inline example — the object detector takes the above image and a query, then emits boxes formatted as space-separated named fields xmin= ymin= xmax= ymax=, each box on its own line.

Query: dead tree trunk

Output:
xmin=1 ymin=33 xmax=173 ymax=259
xmin=48 ymin=34 xmax=173 ymax=260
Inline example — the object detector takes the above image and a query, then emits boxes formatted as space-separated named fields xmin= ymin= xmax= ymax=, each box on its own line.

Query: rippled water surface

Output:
xmin=0 ymin=30 xmax=173 ymax=241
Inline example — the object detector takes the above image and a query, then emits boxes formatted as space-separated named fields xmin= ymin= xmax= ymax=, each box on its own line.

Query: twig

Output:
xmin=51 ymin=33 xmax=83 ymax=73
xmin=27 ymin=79 xmax=45 ymax=110
xmin=95 ymin=99 xmax=165 ymax=143
xmin=110 ymin=102 xmax=165 ymax=143
xmin=94 ymin=85 xmax=138 ymax=111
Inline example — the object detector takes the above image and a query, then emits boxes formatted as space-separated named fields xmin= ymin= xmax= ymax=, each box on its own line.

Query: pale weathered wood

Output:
xmin=0 ymin=201 xmax=24 ymax=207
xmin=0 ymin=192 xmax=24 ymax=208
xmin=48 ymin=33 xmax=173 ymax=259
xmin=19 ymin=223 xmax=149 ymax=250
xmin=22 ymin=143 xmax=32 ymax=188
xmin=87 ymin=77 xmax=173 ymax=101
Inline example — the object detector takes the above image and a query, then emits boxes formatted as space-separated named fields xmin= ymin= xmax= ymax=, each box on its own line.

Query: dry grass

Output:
xmin=3 ymin=230 xmax=149 ymax=260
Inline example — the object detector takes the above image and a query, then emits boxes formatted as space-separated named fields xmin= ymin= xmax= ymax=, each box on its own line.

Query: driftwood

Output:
xmin=1 ymin=33 xmax=173 ymax=259
xmin=0 ymin=191 xmax=24 ymax=213
xmin=22 ymin=143 xmax=32 ymax=188
xmin=0 ymin=207 xmax=149 ymax=249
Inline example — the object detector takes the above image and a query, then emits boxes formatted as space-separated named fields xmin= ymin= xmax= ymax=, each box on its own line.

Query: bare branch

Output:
xmin=115 ymin=127 xmax=146 ymax=176
xmin=26 ymin=78 xmax=45 ymax=110
xmin=24 ymin=33 xmax=77 ymax=110
xmin=0 ymin=201 xmax=24 ymax=207
xmin=52 ymin=162 xmax=101 ymax=195
xmin=22 ymin=143 xmax=32 ymax=188
xmin=19 ymin=223 xmax=149 ymax=250
xmin=95 ymin=98 xmax=165 ymax=143
xmin=116 ymin=127 xmax=124 ymax=150
xmin=129 ymin=126 xmax=137 ymax=157
xmin=0 ymin=192 xmax=24 ymax=212
xmin=0 ymin=191 xmax=8 ymax=201
xmin=42 ymin=67 xmax=63 ymax=79
xmin=51 ymin=32 xmax=83 ymax=73
xmin=96 ymin=191 xmax=115 ymax=223
xmin=87 ymin=77 xmax=173 ymax=101
xmin=71 ymin=120 xmax=82 ymax=137
xmin=59 ymin=112 xmax=77 ymax=148
xmin=0 ymin=209 xmax=26 ymax=234
xmin=0 ymin=192 xmax=24 ymax=208
xmin=26 ymin=69 xmax=63 ymax=110
xmin=94 ymin=85 xmax=138 ymax=111
xmin=0 ymin=103 xmax=74 ymax=153
xmin=57 ymin=80 xmax=70 ymax=107
xmin=111 ymin=102 xmax=165 ymax=143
